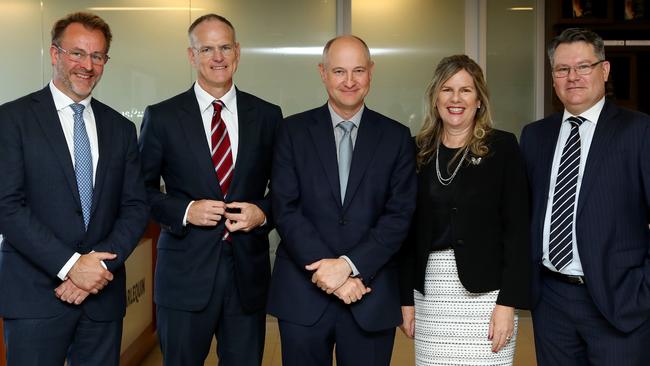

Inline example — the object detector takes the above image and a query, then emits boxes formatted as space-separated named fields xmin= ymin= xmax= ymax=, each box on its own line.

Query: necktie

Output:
xmin=337 ymin=121 xmax=355 ymax=204
xmin=549 ymin=116 xmax=585 ymax=271
xmin=70 ymin=103 xmax=93 ymax=229
xmin=211 ymin=100 xmax=233 ymax=196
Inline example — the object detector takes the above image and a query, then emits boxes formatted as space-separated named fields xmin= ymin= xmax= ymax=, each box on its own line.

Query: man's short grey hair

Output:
xmin=547 ymin=27 xmax=605 ymax=66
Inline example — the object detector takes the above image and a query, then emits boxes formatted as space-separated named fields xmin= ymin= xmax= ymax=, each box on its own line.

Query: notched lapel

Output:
xmin=343 ymin=110 xmax=381 ymax=209
xmin=179 ymin=89 xmax=223 ymax=199
xmin=577 ymin=102 xmax=619 ymax=217
xmin=32 ymin=88 xmax=81 ymax=206
xmin=89 ymin=101 xmax=113 ymax=220
xmin=308 ymin=106 xmax=342 ymax=205
xmin=228 ymin=90 xmax=255 ymax=199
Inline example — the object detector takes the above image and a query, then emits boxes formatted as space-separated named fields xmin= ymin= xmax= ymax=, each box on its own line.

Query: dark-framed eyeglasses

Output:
xmin=53 ymin=44 xmax=110 ymax=66
xmin=552 ymin=60 xmax=605 ymax=78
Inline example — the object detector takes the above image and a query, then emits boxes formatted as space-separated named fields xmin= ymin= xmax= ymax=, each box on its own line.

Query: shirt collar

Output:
xmin=194 ymin=82 xmax=237 ymax=115
xmin=562 ymin=96 xmax=605 ymax=125
xmin=327 ymin=103 xmax=364 ymax=129
xmin=49 ymin=81 xmax=92 ymax=112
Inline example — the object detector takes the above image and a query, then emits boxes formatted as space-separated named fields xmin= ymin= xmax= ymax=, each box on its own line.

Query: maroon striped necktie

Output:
xmin=211 ymin=100 xmax=233 ymax=196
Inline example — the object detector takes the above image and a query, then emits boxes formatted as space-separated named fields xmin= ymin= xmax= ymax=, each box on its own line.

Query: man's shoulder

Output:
xmin=363 ymin=107 xmax=411 ymax=135
xmin=147 ymin=89 xmax=193 ymax=111
xmin=91 ymin=98 xmax=133 ymax=128
xmin=236 ymin=89 xmax=281 ymax=112
xmin=0 ymin=87 xmax=49 ymax=113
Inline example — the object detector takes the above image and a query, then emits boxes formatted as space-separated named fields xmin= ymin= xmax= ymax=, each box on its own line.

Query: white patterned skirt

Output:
xmin=413 ymin=249 xmax=518 ymax=366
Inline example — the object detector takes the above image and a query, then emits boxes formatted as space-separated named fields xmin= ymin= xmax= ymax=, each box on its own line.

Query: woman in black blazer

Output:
xmin=399 ymin=55 xmax=530 ymax=365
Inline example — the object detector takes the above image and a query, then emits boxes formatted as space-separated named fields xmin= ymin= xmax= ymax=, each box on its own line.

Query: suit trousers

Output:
xmin=532 ymin=270 xmax=650 ymax=366
xmin=3 ymin=307 xmax=122 ymax=366
xmin=157 ymin=241 xmax=266 ymax=366
xmin=278 ymin=299 xmax=395 ymax=366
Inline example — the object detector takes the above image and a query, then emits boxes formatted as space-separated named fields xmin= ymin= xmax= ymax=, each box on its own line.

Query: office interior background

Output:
xmin=0 ymin=0 xmax=543 ymax=364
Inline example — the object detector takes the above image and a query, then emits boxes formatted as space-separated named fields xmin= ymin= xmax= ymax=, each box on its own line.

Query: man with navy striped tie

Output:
xmin=520 ymin=27 xmax=650 ymax=366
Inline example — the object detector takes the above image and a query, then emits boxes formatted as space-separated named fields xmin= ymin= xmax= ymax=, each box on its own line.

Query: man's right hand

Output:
xmin=187 ymin=199 xmax=226 ymax=226
xmin=67 ymin=252 xmax=116 ymax=294
xmin=333 ymin=277 xmax=371 ymax=304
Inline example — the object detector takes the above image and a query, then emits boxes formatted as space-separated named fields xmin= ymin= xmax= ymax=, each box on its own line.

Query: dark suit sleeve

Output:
xmin=0 ymin=104 xmax=76 ymax=276
xmin=495 ymin=133 xmax=531 ymax=309
xmin=345 ymin=128 xmax=417 ymax=282
xmin=92 ymin=121 xmax=149 ymax=271
xmin=398 ymin=223 xmax=417 ymax=306
xmin=139 ymin=106 xmax=192 ymax=236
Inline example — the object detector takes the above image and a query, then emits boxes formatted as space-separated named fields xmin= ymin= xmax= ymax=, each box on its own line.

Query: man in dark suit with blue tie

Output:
xmin=268 ymin=35 xmax=417 ymax=366
xmin=520 ymin=28 xmax=650 ymax=365
xmin=139 ymin=13 xmax=282 ymax=366
xmin=0 ymin=12 xmax=149 ymax=366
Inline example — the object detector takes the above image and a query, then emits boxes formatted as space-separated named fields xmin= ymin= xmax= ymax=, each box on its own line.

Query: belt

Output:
xmin=542 ymin=266 xmax=586 ymax=285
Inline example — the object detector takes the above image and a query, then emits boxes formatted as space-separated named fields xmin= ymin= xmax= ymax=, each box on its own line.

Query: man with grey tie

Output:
xmin=268 ymin=35 xmax=417 ymax=366
xmin=0 ymin=12 xmax=148 ymax=366
xmin=520 ymin=27 xmax=650 ymax=365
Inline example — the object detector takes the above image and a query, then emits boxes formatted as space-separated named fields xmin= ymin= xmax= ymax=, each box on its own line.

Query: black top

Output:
xmin=427 ymin=144 xmax=459 ymax=251
xmin=399 ymin=129 xmax=531 ymax=309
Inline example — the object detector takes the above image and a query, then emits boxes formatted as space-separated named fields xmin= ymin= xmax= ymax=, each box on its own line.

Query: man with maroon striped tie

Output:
xmin=139 ymin=13 xmax=282 ymax=366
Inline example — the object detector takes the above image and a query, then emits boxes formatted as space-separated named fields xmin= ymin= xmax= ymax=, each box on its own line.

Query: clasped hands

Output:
xmin=54 ymin=251 xmax=116 ymax=305
xmin=306 ymin=258 xmax=371 ymax=304
xmin=187 ymin=199 xmax=265 ymax=232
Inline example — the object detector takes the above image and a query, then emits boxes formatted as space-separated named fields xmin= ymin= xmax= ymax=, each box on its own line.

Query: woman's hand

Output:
xmin=399 ymin=306 xmax=415 ymax=338
xmin=488 ymin=304 xmax=515 ymax=353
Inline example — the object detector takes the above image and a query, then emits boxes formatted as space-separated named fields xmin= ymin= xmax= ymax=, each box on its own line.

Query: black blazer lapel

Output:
xmin=228 ymin=88 xmax=254 ymax=199
xmin=343 ymin=107 xmax=381 ymax=209
xmin=533 ymin=114 xmax=563 ymax=232
xmin=308 ymin=104 xmax=342 ymax=206
xmin=178 ymin=87 xmax=223 ymax=199
xmin=577 ymin=100 xmax=619 ymax=217
xmin=32 ymin=86 xmax=81 ymax=207
xmin=89 ymin=100 xmax=113 ymax=219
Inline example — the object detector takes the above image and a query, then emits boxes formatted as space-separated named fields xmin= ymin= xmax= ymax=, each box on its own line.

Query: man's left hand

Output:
xmin=54 ymin=279 xmax=90 ymax=305
xmin=305 ymin=258 xmax=352 ymax=293
xmin=224 ymin=202 xmax=266 ymax=232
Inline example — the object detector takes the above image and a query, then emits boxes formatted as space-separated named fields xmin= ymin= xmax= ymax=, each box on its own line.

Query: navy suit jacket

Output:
xmin=267 ymin=104 xmax=417 ymax=332
xmin=520 ymin=100 xmax=650 ymax=333
xmin=0 ymin=86 xmax=149 ymax=321
xmin=139 ymin=86 xmax=282 ymax=313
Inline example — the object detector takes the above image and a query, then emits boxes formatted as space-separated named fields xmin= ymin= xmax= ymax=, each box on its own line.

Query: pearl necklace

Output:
xmin=435 ymin=145 xmax=469 ymax=186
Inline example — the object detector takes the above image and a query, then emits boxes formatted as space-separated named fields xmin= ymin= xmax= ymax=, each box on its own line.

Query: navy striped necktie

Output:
xmin=549 ymin=116 xmax=585 ymax=271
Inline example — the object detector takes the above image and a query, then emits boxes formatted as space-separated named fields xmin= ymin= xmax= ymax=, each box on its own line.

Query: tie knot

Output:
xmin=337 ymin=121 xmax=355 ymax=133
xmin=70 ymin=103 xmax=85 ymax=116
xmin=212 ymin=100 xmax=224 ymax=116
xmin=567 ymin=116 xmax=585 ymax=128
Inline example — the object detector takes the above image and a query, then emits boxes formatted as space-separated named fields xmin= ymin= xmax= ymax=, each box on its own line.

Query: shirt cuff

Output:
xmin=57 ymin=252 xmax=81 ymax=280
xmin=340 ymin=255 xmax=360 ymax=277
xmin=182 ymin=201 xmax=195 ymax=226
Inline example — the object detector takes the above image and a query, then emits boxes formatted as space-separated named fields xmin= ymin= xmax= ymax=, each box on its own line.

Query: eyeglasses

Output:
xmin=192 ymin=44 xmax=235 ymax=58
xmin=54 ymin=45 xmax=110 ymax=65
xmin=552 ymin=60 xmax=604 ymax=78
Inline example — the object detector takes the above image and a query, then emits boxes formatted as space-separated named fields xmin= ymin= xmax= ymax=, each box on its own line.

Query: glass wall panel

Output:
xmin=486 ymin=1 xmax=537 ymax=136
xmin=0 ymin=0 xmax=43 ymax=103
xmin=352 ymin=0 xmax=465 ymax=134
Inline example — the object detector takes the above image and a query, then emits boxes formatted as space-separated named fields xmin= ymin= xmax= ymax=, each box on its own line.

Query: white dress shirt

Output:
xmin=542 ymin=97 xmax=605 ymax=275
xmin=49 ymin=81 xmax=101 ymax=280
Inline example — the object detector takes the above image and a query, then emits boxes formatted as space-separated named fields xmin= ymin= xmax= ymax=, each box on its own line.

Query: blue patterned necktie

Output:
xmin=70 ymin=103 xmax=93 ymax=229
xmin=549 ymin=116 xmax=585 ymax=271
xmin=337 ymin=121 xmax=355 ymax=204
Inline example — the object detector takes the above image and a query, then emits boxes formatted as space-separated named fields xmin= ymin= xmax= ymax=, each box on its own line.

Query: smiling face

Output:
xmin=552 ymin=41 xmax=609 ymax=115
xmin=188 ymin=19 xmax=240 ymax=98
xmin=50 ymin=22 xmax=106 ymax=102
xmin=435 ymin=69 xmax=480 ymax=132
xmin=319 ymin=36 xmax=374 ymax=119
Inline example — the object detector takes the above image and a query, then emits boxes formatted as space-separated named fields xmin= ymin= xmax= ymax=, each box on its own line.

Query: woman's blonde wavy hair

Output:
xmin=415 ymin=54 xmax=493 ymax=170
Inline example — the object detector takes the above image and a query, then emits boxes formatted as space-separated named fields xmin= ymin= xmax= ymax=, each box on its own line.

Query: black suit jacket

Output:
xmin=0 ymin=86 xmax=149 ymax=320
xmin=139 ymin=86 xmax=282 ymax=312
xmin=520 ymin=100 xmax=650 ymax=333
xmin=267 ymin=104 xmax=417 ymax=332
xmin=400 ymin=130 xmax=531 ymax=309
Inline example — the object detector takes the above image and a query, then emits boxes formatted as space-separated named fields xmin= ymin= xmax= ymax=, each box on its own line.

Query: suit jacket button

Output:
xmin=339 ymin=219 xmax=346 ymax=225
xmin=451 ymin=207 xmax=458 ymax=213
xmin=456 ymin=239 xmax=464 ymax=245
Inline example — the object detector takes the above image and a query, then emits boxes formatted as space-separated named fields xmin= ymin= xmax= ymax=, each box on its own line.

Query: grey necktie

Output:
xmin=337 ymin=121 xmax=355 ymax=203
xmin=70 ymin=103 xmax=94 ymax=229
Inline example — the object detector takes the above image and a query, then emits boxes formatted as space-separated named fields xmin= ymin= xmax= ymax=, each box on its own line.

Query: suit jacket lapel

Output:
xmin=32 ymin=86 xmax=81 ymax=206
xmin=228 ymin=88 xmax=254 ymax=199
xmin=179 ymin=86 xmax=223 ymax=198
xmin=534 ymin=113 xmax=563 ymax=233
xmin=577 ymin=100 xmax=619 ymax=217
xmin=90 ymin=99 xmax=113 ymax=219
xmin=308 ymin=104 xmax=342 ymax=206
xmin=343 ymin=107 xmax=381 ymax=209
